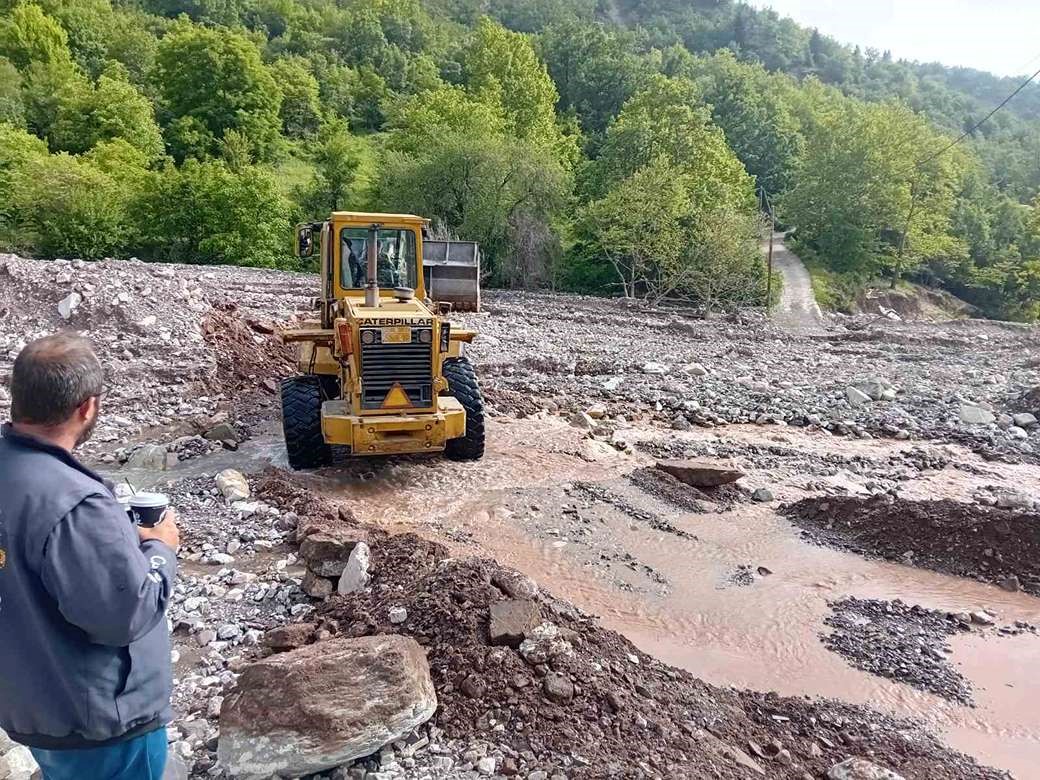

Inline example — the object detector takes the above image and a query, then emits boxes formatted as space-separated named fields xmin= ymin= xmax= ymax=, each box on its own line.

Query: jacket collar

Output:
xmin=1 ymin=422 xmax=106 ymax=486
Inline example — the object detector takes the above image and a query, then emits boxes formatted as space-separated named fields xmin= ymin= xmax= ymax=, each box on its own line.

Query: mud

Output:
xmin=274 ymin=466 xmax=1002 ymax=779
xmin=783 ymin=496 xmax=1040 ymax=596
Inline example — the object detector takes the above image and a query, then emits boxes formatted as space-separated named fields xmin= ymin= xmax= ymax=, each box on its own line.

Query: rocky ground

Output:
xmin=3 ymin=253 xmax=1040 ymax=779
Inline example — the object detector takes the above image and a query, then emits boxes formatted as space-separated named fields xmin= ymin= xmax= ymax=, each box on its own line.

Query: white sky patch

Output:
xmin=748 ymin=0 xmax=1040 ymax=77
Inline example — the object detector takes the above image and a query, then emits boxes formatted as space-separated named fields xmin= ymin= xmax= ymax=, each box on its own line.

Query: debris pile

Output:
xmin=783 ymin=495 xmax=1040 ymax=595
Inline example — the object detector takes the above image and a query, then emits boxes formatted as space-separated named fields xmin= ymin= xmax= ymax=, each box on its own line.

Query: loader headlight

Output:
xmin=361 ymin=329 xmax=376 ymax=345
xmin=419 ymin=328 xmax=432 ymax=344
xmin=439 ymin=323 xmax=450 ymax=352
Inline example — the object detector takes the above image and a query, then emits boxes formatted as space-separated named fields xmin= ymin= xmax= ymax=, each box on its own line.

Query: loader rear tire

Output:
xmin=443 ymin=357 xmax=485 ymax=461
xmin=281 ymin=375 xmax=332 ymax=470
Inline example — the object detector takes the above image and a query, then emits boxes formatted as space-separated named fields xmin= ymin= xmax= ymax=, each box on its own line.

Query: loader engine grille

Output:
xmin=359 ymin=328 xmax=434 ymax=410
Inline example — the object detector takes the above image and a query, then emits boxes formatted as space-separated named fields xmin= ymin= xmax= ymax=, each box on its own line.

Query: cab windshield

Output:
xmin=340 ymin=227 xmax=417 ymax=290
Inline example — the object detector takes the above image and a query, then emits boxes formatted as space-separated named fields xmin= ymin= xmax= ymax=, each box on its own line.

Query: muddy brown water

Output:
xmin=121 ymin=417 xmax=1040 ymax=777
xmin=296 ymin=418 xmax=1040 ymax=778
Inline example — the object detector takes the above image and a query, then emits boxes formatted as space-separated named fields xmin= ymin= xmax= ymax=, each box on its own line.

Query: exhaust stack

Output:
xmin=365 ymin=225 xmax=379 ymax=308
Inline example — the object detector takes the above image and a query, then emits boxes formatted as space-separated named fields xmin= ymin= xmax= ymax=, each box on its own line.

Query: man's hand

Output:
xmin=137 ymin=508 xmax=180 ymax=552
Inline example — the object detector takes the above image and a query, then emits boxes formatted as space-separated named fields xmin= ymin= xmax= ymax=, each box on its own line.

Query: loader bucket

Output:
xmin=422 ymin=240 xmax=481 ymax=312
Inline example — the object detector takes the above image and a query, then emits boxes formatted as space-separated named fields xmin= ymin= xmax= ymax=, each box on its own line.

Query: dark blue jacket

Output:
xmin=0 ymin=424 xmax=176 ymax=749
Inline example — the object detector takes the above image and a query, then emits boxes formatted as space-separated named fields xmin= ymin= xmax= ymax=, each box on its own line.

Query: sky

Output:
xmin=748 ymin=0 xmax=1040 ymax=78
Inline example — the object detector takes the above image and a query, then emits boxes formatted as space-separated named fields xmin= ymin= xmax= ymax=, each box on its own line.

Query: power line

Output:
xmin=915 ymin=64 xmax=1040 ymax=168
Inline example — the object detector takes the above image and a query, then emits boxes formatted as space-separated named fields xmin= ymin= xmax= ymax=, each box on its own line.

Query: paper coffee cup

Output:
xmin=129 ymin=492 xmax=169 ymax=528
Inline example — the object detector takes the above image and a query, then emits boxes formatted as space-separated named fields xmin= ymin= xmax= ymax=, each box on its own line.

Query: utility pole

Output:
xmin=760 ymin=186 xmax=775 ymax=314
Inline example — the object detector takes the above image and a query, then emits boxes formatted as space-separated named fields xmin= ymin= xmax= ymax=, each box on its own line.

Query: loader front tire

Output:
xmin=443 ymin=357 xmax=485 ymax=461
xmin=281 ymin=375 xmax=332 ymax=470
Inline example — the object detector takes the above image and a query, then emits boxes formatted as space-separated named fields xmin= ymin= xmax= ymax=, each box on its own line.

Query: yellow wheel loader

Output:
xmin=279 ymin=212 xmax=484 ymax=469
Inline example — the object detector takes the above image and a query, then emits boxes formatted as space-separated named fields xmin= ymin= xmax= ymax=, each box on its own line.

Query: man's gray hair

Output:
xmin=10 ymin=334 xmax=104 ymax=426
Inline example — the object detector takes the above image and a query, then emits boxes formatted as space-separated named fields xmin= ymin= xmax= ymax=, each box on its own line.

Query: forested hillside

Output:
xmin=1 ymin=0 xmax=1039 ymax=318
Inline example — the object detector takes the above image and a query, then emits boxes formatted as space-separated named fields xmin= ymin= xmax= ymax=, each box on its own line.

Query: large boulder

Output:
xmin=489 ymin=599 xmax=541 ymax=648
xmin=656 ymin=459 xmax=745 ymax=488
xmin=299 ymin=532 xmax=361 ymax=578
xmin=216 ymin=469 xmax=250 ymax=502
xmin=219 ymin=635 xmax=437 ymax=779
xmin=959 ymin=404 xmax=995 ymax=425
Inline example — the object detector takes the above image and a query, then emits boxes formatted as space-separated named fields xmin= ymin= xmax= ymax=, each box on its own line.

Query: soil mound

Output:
xmin=783 ymin=496 xmax=1040 ymax=595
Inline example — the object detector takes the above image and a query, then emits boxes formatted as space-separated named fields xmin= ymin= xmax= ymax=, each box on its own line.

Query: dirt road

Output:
xmin=766 ymin=233 xmax=827 ymax=332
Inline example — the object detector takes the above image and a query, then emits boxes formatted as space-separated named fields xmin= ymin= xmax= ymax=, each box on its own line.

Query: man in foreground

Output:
xmin=0 ymin=335 xmax=180 ymax=779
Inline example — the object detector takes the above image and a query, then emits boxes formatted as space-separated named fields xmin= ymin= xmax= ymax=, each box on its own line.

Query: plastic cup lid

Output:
xmin=129 ymin=492 xmax=169 ymax=508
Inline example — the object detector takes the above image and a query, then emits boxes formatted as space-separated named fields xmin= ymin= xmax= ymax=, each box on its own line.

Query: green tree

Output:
xmin=538 ymin=19 xmax=649 ymax=139
xmin=0 ymin=2 xmax=71 ymax=70
xmin=0 ymin=122 xmax=48 ymax=243
xmin=297 ymin=120 xmax=367 ymax=216
xmin=463 ymin=17 xmax=578 ymax=166
xmin=11 ymin=151 xmax=130 ymax=259
xmin=0 ymin=58 xmax=26 ymax=126
xmin=589 ymin=75 xmax=756 ymax=215
xmin=270 ymin=56 xmax=322 ymax=138
xmin=154 ymin=24 xmax=282 ymax=160
xmin=379 ymin=132 xmax=568 ymax=285
xmin=783 ymin=93 xmax=968 ymax=283
xmin=674 ymin=50 xmax=804 ymax=195
xmin=577 ymin=157 xmax=689 ymax=298
xmin=134 ymin=159 xmax=292 ymax=267
xmin=51 ymin=70 xmax=163 ymax=158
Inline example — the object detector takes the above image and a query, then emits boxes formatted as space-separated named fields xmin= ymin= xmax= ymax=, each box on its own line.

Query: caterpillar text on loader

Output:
xmin=279 ymin=212 xmax=485 ymax=469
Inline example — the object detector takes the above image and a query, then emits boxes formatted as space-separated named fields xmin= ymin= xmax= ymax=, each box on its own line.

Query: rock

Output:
xmin=683 ymin=362 xmax=709 ymax=377
xmin=491 ymin=568 xmax=539 ymax=600
xmin=568 ymin=411 xmax=596 ymax=430
xmin=656 ymin=459 xmax=745 ymax=487
xmin=752 ymin=487 xmax=774 ymax=502
xmin=204 ymin=422 xmax=239 ymax=444
xmin=126 ymin=444 xmax=168 ymax=470
xmin=585 ymin=403 xmax=607 ymax=420
xmin=641 ymin=362 xmax=669 ymax=374
xmin=218 ymin=636 xmax=437 ymax=778
xmin=263 ymin=623 xmax=318 ymax=651
xmin=162 ymin=754 xmax=189 ymax=780
xmin=337 ymin=542 xmax=371 ymax=595
xmin=845 ymin=386 xmax=872 ymax=407
xmin=477 ymin=757 xmax=497 ymax=776
xmin=959 ymin=404 xmax=995 ymax=425
xmin=196 ymin=629 xmax=217 ymax=647
xmin=1013 ymin=412 xmax=1037 ymax=428
xmin=302 ymin=570 xmax=335 ymax=599
xmin=460 ymin=675 xmax=486 ymax=699
xmin=389 ymin=607 xmax=408 ymax=625
xmin=300 ymin=533 xmax=359 ymax=578
xmin=993 ymin=487 xmax=1034 ymax=510
xmin=1008 ymin=425 xmax=1028 ymax=440
xmin=57 ymin=292 xmax=82 ymax=319
xmin=217 ymin=623 xmax=242 ymax=641
xmin=542 ymin=672 xmax=574 ymax=704
xmin=971 ymin=610 xmax=996 ymax=626
xmin=489 ymin=599 xmax=542 ymax=648
xmin=999 ymin=574 xmax=1021 ymax=592
xmin=215 ymin=469 xmax=250 ymax=502
xmin=826 ymin=758 xmax=905 ymax=780
xmin=4 ymin=745 xmax=38 ymax=780
xmin=851 ymin=379 xmax=891 ymax=401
